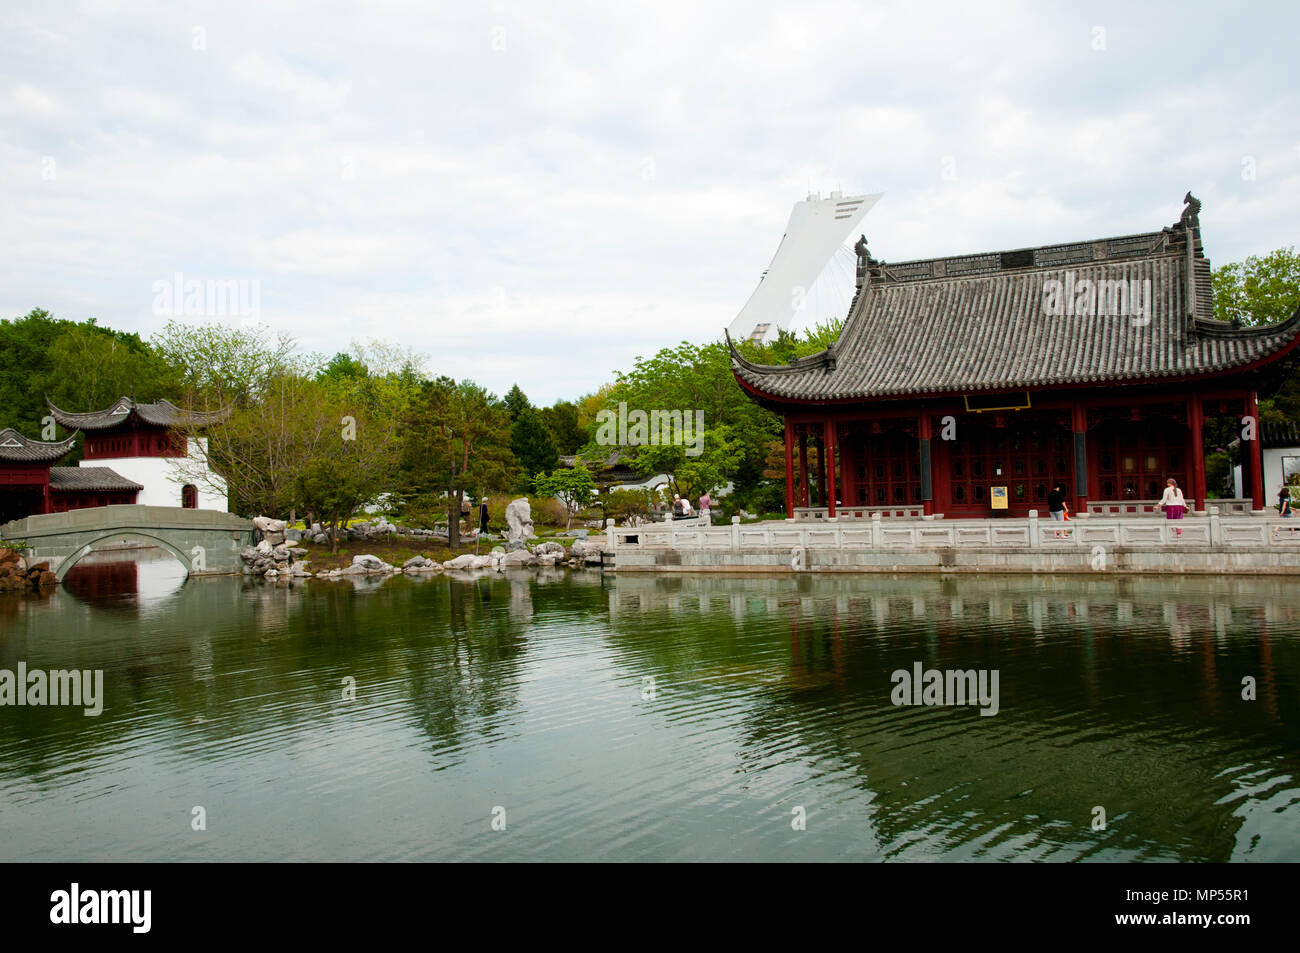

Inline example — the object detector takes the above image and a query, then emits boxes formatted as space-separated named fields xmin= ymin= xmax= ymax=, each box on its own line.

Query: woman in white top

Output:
xmin=1158 ymin=478 xmax=1186 ymax=536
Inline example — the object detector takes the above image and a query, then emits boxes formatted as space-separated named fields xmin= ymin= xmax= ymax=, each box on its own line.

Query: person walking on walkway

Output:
xmin=479 ymin=497 xmax=490 ymax=535
xmin=1159 ymin=478 xmax=1186 ymax=537
xmin=698 ymin=492 xmax=712 ymax=524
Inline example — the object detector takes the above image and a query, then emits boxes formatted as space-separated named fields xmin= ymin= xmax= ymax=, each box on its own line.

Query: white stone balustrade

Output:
xmin=610 ymin=513 xmax=1300 ymax=553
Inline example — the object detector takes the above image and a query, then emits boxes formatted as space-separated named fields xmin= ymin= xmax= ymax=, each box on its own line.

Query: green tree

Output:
xmin=534 ymin=465 xmax=596 ymax=530
xmin=1212 ymin=248 xmax=1300 ymax=421
xmin=175 ymin=372 xmax=330 ymax=518
xmin=44 ymin=325 xmax=180 ymax=414
xmin=0 ymin=309 xmax=180 ymax=441
xmin=1212 ymin=247 xmax=1300 ymax=327
xmin=504 ymin=383 xmax=531 ymax=423
xmin=153 ymin=320 xmax=298 ymax=407
xmin=592 ymin=338 xmax=780 ymax=504
xmin=401 ymin=378 xmax=517 ymax=548
xmin=293 ymin=376 xmax=408 ymax=550
xmin=540 ymin=400 xmax=585 ymax=454
xmin=317 ymin=351 xmax=368 ymax=382
xmin=510 ymin=407 xmax=559 ymax=485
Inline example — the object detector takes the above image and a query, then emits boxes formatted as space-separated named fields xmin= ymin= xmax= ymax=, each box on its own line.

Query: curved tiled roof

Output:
xmin=0 ymin=428 xmax=77 ymax=463
xmin=46 ymin=396 xmax=230 ymax=431
xmin=731 ymin=202 xmax=1300 ymax=403
xmin=48 ymin=466 xmax=144 ymax=492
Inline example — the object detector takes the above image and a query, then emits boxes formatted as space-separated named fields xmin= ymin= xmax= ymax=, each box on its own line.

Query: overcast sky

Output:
xmin=3 ymin=1 xmax=1297 ymax=405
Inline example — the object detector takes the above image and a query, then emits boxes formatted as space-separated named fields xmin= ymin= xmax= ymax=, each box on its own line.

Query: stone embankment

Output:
xmin=0 ymin=547 xmax=57 ymax=592
xmin=239 ymin=516 xmax=608 ymax=580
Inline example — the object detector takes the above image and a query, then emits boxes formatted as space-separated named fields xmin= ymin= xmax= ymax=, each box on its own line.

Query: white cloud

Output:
xmin=0 ymin=0 xmax=1297 ymax=406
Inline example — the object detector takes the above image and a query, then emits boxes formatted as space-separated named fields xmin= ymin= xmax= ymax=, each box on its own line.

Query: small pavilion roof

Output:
xmin=0 ymin=427 xmax=77 ymax=463
xmin=45 ymin=396 xmax=230 ymax=431
xmin=48 ymin=467 xmax=144 ymax=493
xmin=730 ymin=195 xmax=1300 ymax=404
xmin=1262 ymin=420 xmax=1300 ymax=448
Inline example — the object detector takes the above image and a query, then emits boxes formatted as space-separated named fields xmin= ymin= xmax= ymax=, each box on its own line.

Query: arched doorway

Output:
xmin=182 ymin=484 xmax=198 ymax=509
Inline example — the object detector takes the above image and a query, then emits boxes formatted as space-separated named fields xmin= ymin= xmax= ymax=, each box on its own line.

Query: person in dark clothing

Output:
xmin=479 ymin=498 xmax=490 ymax=535
xmin=1046 ymin=485 xmax=1066 ymax=521
xmin=1279 ymin=486 xmax=1292 ymax=518
xmin=1046 ymin=484 xmax=1068 ymax=538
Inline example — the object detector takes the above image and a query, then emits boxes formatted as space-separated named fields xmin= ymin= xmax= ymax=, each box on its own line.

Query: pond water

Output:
xmin=1 ymin=553 xmax=1297 ymax=862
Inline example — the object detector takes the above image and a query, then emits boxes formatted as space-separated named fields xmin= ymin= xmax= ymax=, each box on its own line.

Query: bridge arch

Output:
xmin=54 ymin=531 xmax=196 ymax=583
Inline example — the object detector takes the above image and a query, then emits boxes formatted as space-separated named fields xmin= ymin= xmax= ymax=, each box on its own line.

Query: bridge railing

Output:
xmin=609 ymin=511 xmax=1298 ymax=552
xmin=1 ymin=504 xmax=253 ymax=540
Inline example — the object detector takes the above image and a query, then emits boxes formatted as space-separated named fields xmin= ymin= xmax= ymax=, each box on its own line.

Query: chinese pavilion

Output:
xmin=730 ymin=195 xmax=1300 ymax=519
xmin=0 ymin=428 xmax=142 ymax=523
xmin=44 ymin=397 xmax=229 ymax=511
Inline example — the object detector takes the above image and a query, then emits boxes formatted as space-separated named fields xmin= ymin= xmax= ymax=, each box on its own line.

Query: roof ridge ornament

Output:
xmin=1177 ymin=191 xmax=1201 ymax=231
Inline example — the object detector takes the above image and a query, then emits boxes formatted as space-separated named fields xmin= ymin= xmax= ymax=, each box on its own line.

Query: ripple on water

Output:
xmin=0 ymin=570 xmax=1297 ymax=861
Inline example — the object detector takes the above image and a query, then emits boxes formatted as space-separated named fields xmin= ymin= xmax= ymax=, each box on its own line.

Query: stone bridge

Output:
xmin=0 ymin=505 xmax=255 ymax=581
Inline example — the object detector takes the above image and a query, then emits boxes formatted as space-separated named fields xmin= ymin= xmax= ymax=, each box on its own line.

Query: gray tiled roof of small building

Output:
xmin=1262 ymin=420 xmax=1300 ymax=447
xmin=45 ymin=396 xmax=230 ymax=430
xmin=48 ymin=467 xmax=144 ymax=492
xmin=730 ymin=206 xmax=1300 ymax=402
xmin=0 ymin=427 xmax=77 ymax=463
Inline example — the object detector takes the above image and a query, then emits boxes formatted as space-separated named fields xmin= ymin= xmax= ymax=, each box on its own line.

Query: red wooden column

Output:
xmin=798 ymin=429 xmax=810 ymax=508
xmin=1247 ymin=390 xmax=1264 ymax=510
xmin=824 ymin=417 xmax=838 ymax=517
xmin=918 ymin=412 xmax=933 ymax=516
xmin=1187 ymin=394 xmax=1206 ymax=513
xmin=1071 ymin=400 xmax=1088 ymax=516
xmin=816 ymin=431 xmax=827 ymax=507
xmin=839 ymin=427 xmax=853 ymax=509
xmin=783 ymin=418 xmax=795 ymax=518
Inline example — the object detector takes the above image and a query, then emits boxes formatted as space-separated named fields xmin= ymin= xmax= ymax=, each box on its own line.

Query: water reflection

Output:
xmin=0 ymin=568 xmax=1296 ymax=862
xmin=62 ymin=547 xmax=188 ymax=608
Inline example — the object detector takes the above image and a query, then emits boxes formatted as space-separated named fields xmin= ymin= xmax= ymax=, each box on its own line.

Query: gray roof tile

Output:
xmin=0 ymin=428 xmax=77 ymax=463
xmin=48 ymin=467 xmax=144 ymax=492
xmin=46 ymin=396 xmax=229 ymax=431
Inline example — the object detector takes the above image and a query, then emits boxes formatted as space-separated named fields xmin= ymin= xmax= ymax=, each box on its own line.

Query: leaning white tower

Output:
xmin=728 ymin=191 xmax=881 ymax=345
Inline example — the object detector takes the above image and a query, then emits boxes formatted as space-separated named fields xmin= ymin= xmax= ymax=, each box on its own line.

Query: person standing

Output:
xmin=698 ymin=491 xmax=712 ymax=524
xmin=672 ymin=494 xmax=684 ymax=520
xmin=1158 ymin=478 xmax=1186 ymax=537
xmin=1046 ymin=483 xmax=1067 ymax=538
xmin=479 ymin=497 xmax=489 ymax=535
